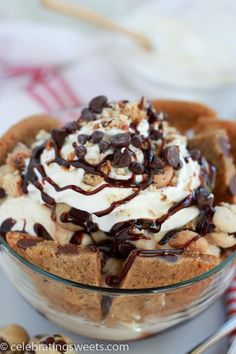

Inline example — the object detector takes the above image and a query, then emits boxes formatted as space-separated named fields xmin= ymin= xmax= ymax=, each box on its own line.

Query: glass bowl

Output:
xmin=0 ymin=237 xmax=235 ymax=341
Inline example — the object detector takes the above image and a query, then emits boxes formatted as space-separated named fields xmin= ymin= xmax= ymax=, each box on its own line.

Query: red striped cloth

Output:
xmin=0 ymin=63 xmax=81 ymax=114
xmin=226 ymin=274 xmax=236 ymax=343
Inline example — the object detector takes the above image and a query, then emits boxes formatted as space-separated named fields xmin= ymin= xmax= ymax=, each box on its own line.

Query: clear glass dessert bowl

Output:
xmin=0 ymin=236 xmax=235 ymax=341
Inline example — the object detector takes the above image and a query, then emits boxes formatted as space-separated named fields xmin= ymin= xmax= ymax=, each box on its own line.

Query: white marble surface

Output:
xmin=0 ymin=269 xmax=227 ymax=354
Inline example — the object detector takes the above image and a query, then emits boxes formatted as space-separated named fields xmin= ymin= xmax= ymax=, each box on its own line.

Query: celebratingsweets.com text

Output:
xmin=0 ymin=341 xmax=130 ymax=352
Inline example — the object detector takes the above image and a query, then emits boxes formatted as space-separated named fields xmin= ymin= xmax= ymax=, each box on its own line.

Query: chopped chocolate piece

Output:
xmin=131 ymin=134 xmax=143 ymax=149
xmin=150 ymin=156 xmax=165 ymax=171
xmin=77 ymin=134 xmax=89 ymax=145
xmin=91 ymin=131 xmax=104 ymax=144
xmin=163 ymin=145 xmax=180 ymax=168
xmin=189 ymin=149 xmax=202 ymax=162
xmin=89 ymin=95 xmax=108 ymax=114
xmin=149 ymin=128 xmax=163 ymax=141
xmin=110 ymin=133 xmax=131 ymax=148
xmin=99 ymin=140 xmax=110 ymax=153
xmin=195 ymin=189 xmax=214 ymax=210
xmin=17 ymin=238 xmax=42 ymax=250
xmin=80 ymin=108 xmax=96 ymax=121
xmin=0 ymin=188 xmax=6 ymax=199
xmin=218 ymin=136 xmax=231 ymax=157
xmin=73 ymin=143 xmax=87 ymax=159
xmin=112 ymin=148 xmax=131 ymax=168
xmin=51 ymin=128 xmax=67 ymax=148
xmin=130 ymin=162 xmax=145 ymax=174
xmin=229 ymin=176 xmax=236 ymax=196
xmin=57 ymin=244 xmax=79 ymax=255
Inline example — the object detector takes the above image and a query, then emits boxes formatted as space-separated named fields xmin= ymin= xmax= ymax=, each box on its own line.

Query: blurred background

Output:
xmin=0 ymin=0 xmax=236 ymax=130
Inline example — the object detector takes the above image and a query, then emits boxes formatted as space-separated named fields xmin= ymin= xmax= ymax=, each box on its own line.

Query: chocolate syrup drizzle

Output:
xmin=106 ymin=235 xmax=200 ymax=287
xmin=3 ymin=99 xmax=216 ymax=287
xmin=0 ymin=218 xmax=53 ymax=241
xmin=0 ymin=218 xmax=16 ymax=239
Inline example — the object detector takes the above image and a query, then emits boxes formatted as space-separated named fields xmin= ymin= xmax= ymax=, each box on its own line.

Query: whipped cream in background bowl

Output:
xmin=111 ymin=1 xmax=236 ymax=117
xmin=0 ymin=97 xmax=236 ymax=340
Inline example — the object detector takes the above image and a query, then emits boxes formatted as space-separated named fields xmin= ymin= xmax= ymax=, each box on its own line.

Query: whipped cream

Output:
xmin=26 ymin=100 xmax=201 ymax=234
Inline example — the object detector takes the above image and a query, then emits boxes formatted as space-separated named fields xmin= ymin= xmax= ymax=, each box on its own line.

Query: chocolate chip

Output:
xmin=112 ymin=148 xmax=131 ymax=168
xmin=149 ymin=128 xmax=163 ymax=141
xmin=150 ymin=156 xmax=165 ymax=171
xmin=64 ymin=121 xmax=78 ymax=133
xmin=131 ymin=134 xmax=143 ymax=149
xmin=0 ymin=188 xmax=6 ymax=199
xmin=219 ymin=137 xmax=231 ymax=157
xmin=17 ymin=238 xmax=42 ymax=250
xmin=99 ymin=140 xmax=110 ymax=153
xmin=190 ymin=149 xmax=202 ymax=162
xmin=196 ymin=189 xmax=214 ymax=210
xmin=57 ymin=244 xmax=79 ymax=255
xmin=77 ymin=134 xmax=89 ymax=145
xmin=130 ymin=162 xmax=145 ymax=174
xmin=110 ymin=133 xmax=131 ymax=148
xmin=163 ymin=145 xmax=180 ymax=168
xmin=91 ymin=131 xmax=104 ymax=144
xmin=51 ymin=128 xmax=67 ymax=148
xmin=229 ymin=176 xmax=236 ymax=196
xmin=89 ymin=95 xmax=108 ymax=114
xmin=73 ymin=143 xmax=87 ymax=159
xmin=81 ymin=108 xmax=96 ymax=121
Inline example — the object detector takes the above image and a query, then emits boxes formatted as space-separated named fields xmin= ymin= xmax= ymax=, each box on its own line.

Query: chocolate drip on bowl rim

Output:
xmin=106 ymin=235 xmax=200 ymax=287
xmin=0 ymin=218 xmax=17 ymax=239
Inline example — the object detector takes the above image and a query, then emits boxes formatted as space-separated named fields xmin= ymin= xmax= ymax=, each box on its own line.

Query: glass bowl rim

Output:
xmin=1 ymin=236 xmax=236 ymax=295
